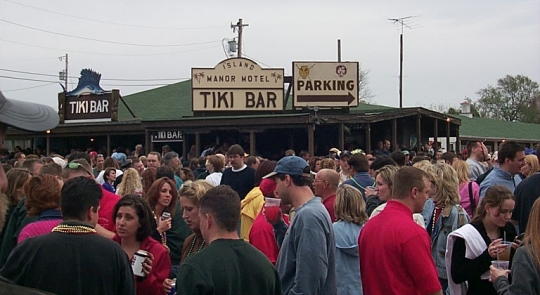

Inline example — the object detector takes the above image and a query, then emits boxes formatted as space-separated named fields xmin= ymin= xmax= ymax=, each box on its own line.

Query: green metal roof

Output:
xmin=119 ymin=80 xmax=193 ymax=120
xmin=119 ymin=80 xmax=539 ymax=142
xmin=119 ymin=80 xmax=394 ymax=120
xmin=454 ymin=115 xmax=540 ymax=142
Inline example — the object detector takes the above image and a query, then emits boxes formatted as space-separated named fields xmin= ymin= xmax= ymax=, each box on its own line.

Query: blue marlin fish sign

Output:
xmin=66 ymin=69 xmax=108 ymax=96
xmin=59 ymin=69 xmax=119 ymax=123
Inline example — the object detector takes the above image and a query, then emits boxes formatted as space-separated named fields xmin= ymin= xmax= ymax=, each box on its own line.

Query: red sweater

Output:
xmin=18 ymin=219 xmax=63 ymax=244
xmin=249 ymin=211 xmax=289 ymax=265
xmin=322 ymin=194 xmax=336 ymax=222
xmin=99 ymin=188 xmax=120 ymax=232
xmin=113 ymin=235 xmax=171 ymax=295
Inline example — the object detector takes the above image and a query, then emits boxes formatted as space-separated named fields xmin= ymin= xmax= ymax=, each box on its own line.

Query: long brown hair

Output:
xmin=141 ymin=167 xmax=156 ymax=198
xmin=523 ymin=198 xmax=540 ymax=269
xmin=471 ymin=186 xmax=515 ymax=224
xmin=5 ymin=168 xmax=32 ymax=206
xmin=146 ymin=177 xmax=177 ymax=216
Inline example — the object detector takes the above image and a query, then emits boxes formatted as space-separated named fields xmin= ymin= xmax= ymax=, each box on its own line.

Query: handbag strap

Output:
xmin=468 ymin=181 xmax=476 ymax=215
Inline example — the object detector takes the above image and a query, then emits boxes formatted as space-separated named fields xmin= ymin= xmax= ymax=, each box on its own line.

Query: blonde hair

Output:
xmin=116 ymin=168 xmax=143 ymax=197
xmin=524 ymin=155 xmax=539 ymax=178
xmin=452 ymin=160 xmax=470 ymax=184
xmin=374 ymin=165 xmax=399 ymax=192
xmin=178 ymin=180 xmax=214 ymax=206
xmin=524 ymin=198 xmax=540 ymax=270
xmin=320 ymin=158 xmax=336 ymax=170
xmin=334 ymin=184 xmax=368 ymax=225
xmin=432 ymin=163 xmax=460 ymax=207
xmin=413 ymin=161 xmax=440 ymax=195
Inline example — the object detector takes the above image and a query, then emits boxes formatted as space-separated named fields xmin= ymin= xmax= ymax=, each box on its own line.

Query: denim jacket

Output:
xmin=422 ymin=198 xmax=470 ymax=280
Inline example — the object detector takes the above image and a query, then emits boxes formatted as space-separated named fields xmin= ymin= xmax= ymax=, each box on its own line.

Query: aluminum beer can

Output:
xmin=132 ymin=249 xmax=148 ymax=277
xmin=169 ymin=278 xmax=177 ymax=295
xmin=161 ymin=212 xmax=171 ymax=220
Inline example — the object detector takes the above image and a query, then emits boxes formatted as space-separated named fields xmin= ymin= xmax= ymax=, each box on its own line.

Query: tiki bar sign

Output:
xmin=191 ymin=58 xmax=284 ymax=111
xmin=58 ymin=69 xmax=119 ymax=123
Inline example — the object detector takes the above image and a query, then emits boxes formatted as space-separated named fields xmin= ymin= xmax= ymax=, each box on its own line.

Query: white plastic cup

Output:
xmin=491 ymin=260 xmax=509 ymax=270
xmin=264 ymin=197 xmax=281 ymax=207
xmin=264 ymin=198 xmax=281 ymax=223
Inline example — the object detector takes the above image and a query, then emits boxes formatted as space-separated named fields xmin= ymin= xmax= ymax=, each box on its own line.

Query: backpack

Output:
xmin=475 ymin=168 xmax=493 ymax=185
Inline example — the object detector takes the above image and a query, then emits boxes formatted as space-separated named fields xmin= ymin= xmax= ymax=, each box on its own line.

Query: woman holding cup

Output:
xmin=446 ymin=186 xmax=518 ymax=295
xmin=490 ymin=197 xmax=540 ymax=294
xmin=364 ymin=165 xmax=398 ymax=216
xmin=163 ymin=180 xmax=213 ymax=294
xmin=146 ymin=177 xmax=177 ymax=250
xmin=112 ymin=194 xmax=171 ymax=295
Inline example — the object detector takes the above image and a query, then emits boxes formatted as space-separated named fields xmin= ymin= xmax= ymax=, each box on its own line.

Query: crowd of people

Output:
xmin=0 ymin=108 xmax=539 ymax=294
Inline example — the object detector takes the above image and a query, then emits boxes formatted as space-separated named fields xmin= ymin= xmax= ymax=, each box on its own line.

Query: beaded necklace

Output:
xmin=350 ymin=178 xmax=376 ymax=192
xmin=430 ymin=206 xmax=445 ymax=235
xmin=152 ymin=211 xmax=170 ymax=252
xmin=186 ymin=236 xmax=205 ymax=257
xmin=52 ymin=224 xmax=97 ymax=234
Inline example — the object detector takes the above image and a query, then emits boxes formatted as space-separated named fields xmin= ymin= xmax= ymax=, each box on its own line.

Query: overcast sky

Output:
xmin=0 ymin=0 xmax=539 ymax=111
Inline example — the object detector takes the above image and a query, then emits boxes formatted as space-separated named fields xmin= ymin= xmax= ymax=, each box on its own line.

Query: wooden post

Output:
xmin=416 ymin=115 xmax=422 ymax=151
xmin=433 ymin=119 xmax=438 ymax=152
xmin=339 ymin=123 xmax=344 ymax=150
xmin=250 ymin=131 xmax=256 ymax=156
xmin=366 ymin=123 xmax=372 ymax=153
xmin=308 ymin=125 xmax=314 ymax=158
xmin=392 ymin=119 xmax=397 ymax=151
xmin=195 ymin=132 xmax=201 ymax=157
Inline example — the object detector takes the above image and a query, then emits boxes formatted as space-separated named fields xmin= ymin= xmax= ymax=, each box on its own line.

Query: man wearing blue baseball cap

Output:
xmin=264 ymin=156 xmax=337 ymax=295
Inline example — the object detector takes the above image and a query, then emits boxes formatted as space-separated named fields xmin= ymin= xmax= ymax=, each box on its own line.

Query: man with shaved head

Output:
xmin=314 ymin=169 xmax=340 ymax=222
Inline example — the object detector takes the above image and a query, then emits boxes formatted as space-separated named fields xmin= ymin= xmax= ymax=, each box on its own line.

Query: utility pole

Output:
xmin=231 ymin=18 xmax=249 ymax=58
xmin=59 ymin=53 xmax=68 ymax=90
xmin=337 ymin=39 xmax=342 ymax=62
xmin=388 ymin=16 xmax=416 ymax=108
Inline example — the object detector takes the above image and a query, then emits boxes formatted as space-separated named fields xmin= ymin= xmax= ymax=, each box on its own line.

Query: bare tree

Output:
xmin=358 ymin=68 xmax=374 ymax=103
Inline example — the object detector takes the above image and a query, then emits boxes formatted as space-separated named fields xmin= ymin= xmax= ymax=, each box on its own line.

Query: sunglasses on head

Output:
xmin=64 ymin=162 xmax=92 ymax=176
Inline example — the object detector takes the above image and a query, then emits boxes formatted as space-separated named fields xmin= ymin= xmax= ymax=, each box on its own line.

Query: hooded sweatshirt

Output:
xmin=333 ymin=220 xmax=364 ymax=295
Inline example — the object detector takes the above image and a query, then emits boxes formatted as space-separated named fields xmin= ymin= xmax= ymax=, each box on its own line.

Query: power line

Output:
xmin=0 ymin=68 xmax=190 ymax=81
xmin=0 ymin=56 xmax=58 ymax=63
xmin=101 ymin=82 xmax=187 ymax=87
xmin=2 ymin=82 xmax=56 ymax=92
xmin=0 ymin=75 xmax=55 ymax=83
xmin=0 ymin=74 xmax=189 ymax=87
xmin=0 ymin=18 xmax=222 ymax=47
xmin=3 ymin=0 xmax=227 ymax=30
xmin=0 ymin=37 xmax=220 ymax=56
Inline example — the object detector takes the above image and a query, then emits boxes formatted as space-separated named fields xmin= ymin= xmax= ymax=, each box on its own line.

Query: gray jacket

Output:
xmin=276 ymin=197 xmax=337 ymax=295
xmin=494 ymin=246 xmax=540 ymax=295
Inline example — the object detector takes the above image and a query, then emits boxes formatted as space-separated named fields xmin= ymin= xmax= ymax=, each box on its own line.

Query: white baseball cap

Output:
xmin=0 ymin=90 xmax=59 ymax=132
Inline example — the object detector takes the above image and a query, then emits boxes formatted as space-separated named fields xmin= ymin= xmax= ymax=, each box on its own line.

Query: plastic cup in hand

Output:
xmin=498 ymin=241 xmax=512 ymax=261
xmin=491 ymin=260 xmax=509 ymax=270
xmin=264 ymin=198 xmax=281 ymax=223
xmin=365 ymin=186 xmax=377 ymax=197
